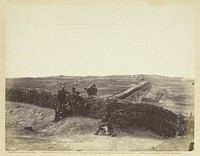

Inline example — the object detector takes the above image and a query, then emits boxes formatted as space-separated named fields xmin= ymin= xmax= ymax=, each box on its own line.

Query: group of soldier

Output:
xmin=54 ymin=84 xmax=98 ymax=123
xmin=54 ymin=84 xmax=116 ymax=137
xmin=6 ymin=83 xmax=115 ymax=137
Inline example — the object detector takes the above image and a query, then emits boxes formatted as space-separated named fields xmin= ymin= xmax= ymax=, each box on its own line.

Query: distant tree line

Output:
xmin=5 ymin=87 xmax=57 ymax=109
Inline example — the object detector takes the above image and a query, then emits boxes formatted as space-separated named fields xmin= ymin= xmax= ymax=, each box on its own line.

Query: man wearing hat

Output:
xmin=54 ymin=86 xmax=69 ymax=122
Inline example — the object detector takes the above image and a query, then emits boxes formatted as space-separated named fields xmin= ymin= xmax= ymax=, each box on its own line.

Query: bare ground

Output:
xmin=5 ymin=102 xmax=194 ymax=151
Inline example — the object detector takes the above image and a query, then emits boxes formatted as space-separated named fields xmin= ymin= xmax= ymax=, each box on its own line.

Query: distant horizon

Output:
xmin=5 ymin=73 xmax=194 ymax=79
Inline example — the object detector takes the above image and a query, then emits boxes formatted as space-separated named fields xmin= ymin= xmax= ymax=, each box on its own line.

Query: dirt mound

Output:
xmin=43 ymin=117 xmax=100 ymax=136
xmin=6 ymin=101 xmax=195 ymax=151
xmin=5 ymin=102 xmax=163 ymax=138
xmin=6 ymin=102 xmax=101 ymax=137
xmin=6 ymin=97 xmax=190 ymax=138
xmin=6 ymin=102 xmax=54 ymax=130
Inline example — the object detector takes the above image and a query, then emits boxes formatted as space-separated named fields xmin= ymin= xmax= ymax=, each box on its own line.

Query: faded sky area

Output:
xmin=6 ymin=5 xmax=195 ymax=78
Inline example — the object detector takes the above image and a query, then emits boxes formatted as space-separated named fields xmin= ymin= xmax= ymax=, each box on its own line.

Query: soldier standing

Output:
xmin=70 ymin=87 xmax=77 ymax=116
xmin=59 ymin=86 xmax=68 ymax=110
xmin=54 ymin=89 xmax=61 ymax=123
xmin=54 ymin=86 xmax=69 ymax=122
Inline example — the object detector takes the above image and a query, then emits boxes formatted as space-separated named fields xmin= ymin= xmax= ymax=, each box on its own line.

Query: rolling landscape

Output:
xmin=5 ymin=74 xmax=194 ymax=151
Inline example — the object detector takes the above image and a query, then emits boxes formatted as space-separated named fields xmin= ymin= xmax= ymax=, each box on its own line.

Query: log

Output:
xmin=114 ymin=82 xmax=152 ymax=100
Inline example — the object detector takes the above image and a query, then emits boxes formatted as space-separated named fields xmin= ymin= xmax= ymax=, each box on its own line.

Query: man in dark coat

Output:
xmin=70 ymin=87 xmax=77 ymax=116
xmin=70 ymin=87 xmax=84 ymax=116
xmin=59 ymin=86 xmax=68 ymax=106
xmin=54 ymin=89 xmax=61 ymax=122
xmin=84 ymin=84 xmax=97 ymax=96
xmin=54 ymin=86 xmax=69 ymax=122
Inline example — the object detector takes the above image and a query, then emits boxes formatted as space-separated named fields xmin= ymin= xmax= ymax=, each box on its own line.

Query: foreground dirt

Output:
xmin=5 ymin=102 xmax=194 ymax=151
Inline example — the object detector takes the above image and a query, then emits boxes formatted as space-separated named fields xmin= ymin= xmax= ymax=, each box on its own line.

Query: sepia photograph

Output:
xmin=2 ymin=0 xmax=199 ymax=153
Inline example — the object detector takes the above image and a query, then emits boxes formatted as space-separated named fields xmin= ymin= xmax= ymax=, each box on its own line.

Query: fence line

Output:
xmin=5 ymin=87 xmax=58 ymax=109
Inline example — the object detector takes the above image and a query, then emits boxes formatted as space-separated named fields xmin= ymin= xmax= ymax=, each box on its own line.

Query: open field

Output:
xmin=5 ymin=75 xmax=194 ymax=151
xmin=6 ymin=75 xmax=194 ymax=115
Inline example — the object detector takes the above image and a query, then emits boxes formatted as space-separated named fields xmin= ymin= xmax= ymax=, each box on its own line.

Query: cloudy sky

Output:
xmin=6 ymin=5 xmax=195 ymax=78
